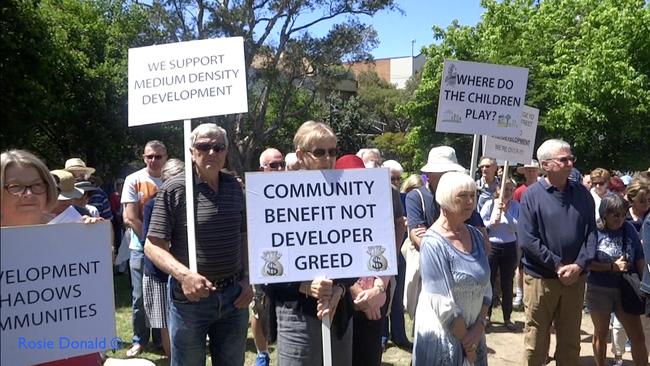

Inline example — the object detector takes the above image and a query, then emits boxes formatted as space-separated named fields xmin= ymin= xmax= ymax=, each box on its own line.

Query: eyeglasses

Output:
xmin=309 ymin=148 xmax=337 ymax=158
xmin=546 ymin=155 xmax=577 ymax=164
xmin=194 ymin=142 xmax=227 ymax=153
xmin=391 ymin=176 xmax=401 ymax=182
xmin=265 ymin=161 xmax=286 ymax=169
xmin=144 ymin=154 xmax=165 ymax=160
xmin=4 ymin=182 xmax=47 ymax=196
xmin=479 ymin=165 xmax=493 ymax=169
xmin=592 ymin=180 xmax=607 ymax=186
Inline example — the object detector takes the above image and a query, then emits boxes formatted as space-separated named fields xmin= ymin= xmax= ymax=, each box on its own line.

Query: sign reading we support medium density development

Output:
xmin=128 ymin=37 xmax=248 ymax=126
xmin=245 ymin=169 xmax=398 ymax=284
xmin=484 ymin=105 xmax=539 ymax=164
xmin=436 ymin=60 xmax=529 ymax=137
xmin=1 ymin=222 xmax=116 ymax=366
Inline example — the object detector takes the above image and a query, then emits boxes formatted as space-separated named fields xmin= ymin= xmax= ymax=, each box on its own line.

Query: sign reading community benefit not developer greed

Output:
xmin=128 ymin=37 xmax=247 ymax=126
xmin=1 ymin=222 xmax=115 ymax=366
xmin=436 ymin=60 xmax=529 ymax=137
xmin=245 ymin=169 xmax=397 ymax=284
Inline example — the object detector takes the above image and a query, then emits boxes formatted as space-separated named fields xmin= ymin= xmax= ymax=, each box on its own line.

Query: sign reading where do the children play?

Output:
xmin=245 ymin=169 xmax=398 ymax=284
xmin=436 ymin=60 xmax=529 ymax=137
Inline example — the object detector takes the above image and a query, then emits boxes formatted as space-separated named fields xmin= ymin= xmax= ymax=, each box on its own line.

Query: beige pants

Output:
xmin=522 ymin=273 xmax=586 ymax=366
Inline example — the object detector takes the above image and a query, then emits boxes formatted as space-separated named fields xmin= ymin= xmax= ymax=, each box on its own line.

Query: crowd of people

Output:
xmin=2 ymin=120 xmax=650 ymax=366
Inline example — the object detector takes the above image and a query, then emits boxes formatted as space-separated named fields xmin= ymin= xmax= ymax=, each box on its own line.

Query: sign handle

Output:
xmin=469 ymin=134 xmax=480 ymax=179
xmin=322 ymin=311 xmax=332 ymax=366
xmin=498 ymin=161 xmax=510 ymax=212
xmin=183 ymin=119 xmax=198 ymax=272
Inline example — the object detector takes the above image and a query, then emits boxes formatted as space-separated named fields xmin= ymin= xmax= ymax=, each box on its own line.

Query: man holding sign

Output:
xmin=145 ymin=123 xmax=253 ymax=366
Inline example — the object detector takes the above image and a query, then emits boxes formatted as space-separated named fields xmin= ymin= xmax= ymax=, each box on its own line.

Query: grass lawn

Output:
xmin=110 ymin=274 xmax=424 ymax=366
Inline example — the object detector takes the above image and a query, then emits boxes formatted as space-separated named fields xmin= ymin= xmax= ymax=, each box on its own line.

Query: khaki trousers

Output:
xmin=522 ymin=273 xmax=586 ymax=366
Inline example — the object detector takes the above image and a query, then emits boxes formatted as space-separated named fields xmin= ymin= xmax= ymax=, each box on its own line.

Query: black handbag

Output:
xmin=618 ymin=228 xmax=645 ymax=315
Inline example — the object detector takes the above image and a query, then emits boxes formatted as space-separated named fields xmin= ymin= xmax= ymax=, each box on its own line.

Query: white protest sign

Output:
xmin=128 ymin=37 xmax=248 ymax=126
xmin=1 ymin=222 xmax=116 ymax=366
xmin=436 ymin=60 xmax=529 ymax=137
xmin=245 ymin=169 xmax=398 ymax=284
xmin=483 ymin=105 xmax=539 ymax=164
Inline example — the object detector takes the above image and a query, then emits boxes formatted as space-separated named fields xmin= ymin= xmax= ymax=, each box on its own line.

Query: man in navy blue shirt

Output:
xmin=518 ymin=139 xmax=596 ymax=365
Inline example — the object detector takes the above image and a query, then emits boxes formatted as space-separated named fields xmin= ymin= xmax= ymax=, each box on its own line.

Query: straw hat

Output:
xmin=64 ymin=158 xmax=96 ymax=175
xmin=516 ymin=159 xmax=540 ymax=174
xmin=51 ymin=170 xmax=83 ymax=200
xmin=420 ymin=146 xmax=465 ymax=173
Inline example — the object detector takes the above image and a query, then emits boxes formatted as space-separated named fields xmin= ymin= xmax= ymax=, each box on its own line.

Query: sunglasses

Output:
xmin=592 ymin=180 xmax=607 ymax=186
xmin=391 ymin=176 xmax=401 ymax=182
xmin=309 ymin=148 xmax=338 ymax=158
xmin=4 ymin=182 xmax=47 ymax=196
xmin=265 ymin=161 xmax=286 ymax=169
xmin=194 ymin=142 xmax=227 ymax=153
xmin=546 ymin=155 xmax=577 ymax=164
xmin=144 ymin=154 xmax=165 ymax=160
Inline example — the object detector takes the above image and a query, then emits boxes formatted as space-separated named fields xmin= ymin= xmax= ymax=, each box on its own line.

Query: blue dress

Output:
xmin=413 ymin=225 xmax=491 ymax=366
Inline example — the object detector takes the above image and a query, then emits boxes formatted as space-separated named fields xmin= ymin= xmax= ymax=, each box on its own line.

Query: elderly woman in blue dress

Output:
xmin=414 ymin=171 xmax=491 ymax=366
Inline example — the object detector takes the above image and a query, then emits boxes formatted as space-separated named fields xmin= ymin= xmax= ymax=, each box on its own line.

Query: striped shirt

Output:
xmin=147 ymin=171 xmax=245 ymax=280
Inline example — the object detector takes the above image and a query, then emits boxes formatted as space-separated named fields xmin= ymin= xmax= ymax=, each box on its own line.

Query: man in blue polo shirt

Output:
xmin=518 ymin=139 xmax=597 ymax=365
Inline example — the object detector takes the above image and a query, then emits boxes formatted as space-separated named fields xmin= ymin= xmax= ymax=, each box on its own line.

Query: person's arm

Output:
xmin=145 ymin=236 xmax=215 ymax=301
xmin=123 ymin=202 xmax=143 ymax=240
xmin=574 ymin=190 xmax=597 ymax=271
xmin=405 ymin=189 xmax=427 ymax=250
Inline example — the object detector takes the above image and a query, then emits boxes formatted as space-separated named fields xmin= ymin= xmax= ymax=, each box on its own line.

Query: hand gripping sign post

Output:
xmin=128 ymin=37 xmax=248 ymax=272
xmin=245 ymin=168 xmax=398 ymax=365
xmin=1 ymin=222 xmax=115 ymax=366
xmin=436 ymin=59 xmax=529 ymax=178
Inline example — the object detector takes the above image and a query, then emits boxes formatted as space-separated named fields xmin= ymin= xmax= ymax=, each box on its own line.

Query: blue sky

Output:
xmin=367 ymin=0 xmax=486 ymax=58
xmin=305 ymin=0 xmax=486 ymax=59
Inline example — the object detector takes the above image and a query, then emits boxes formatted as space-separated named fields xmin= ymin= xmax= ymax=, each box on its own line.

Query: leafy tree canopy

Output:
xmin=403 ymin=0 xmax=650 ymax=173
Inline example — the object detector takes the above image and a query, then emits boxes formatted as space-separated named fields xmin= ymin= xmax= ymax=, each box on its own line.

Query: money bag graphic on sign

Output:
xmin=261 ymin=251 xmax=284 ymax=277
xmin=367 ymin=246 xmax=388 ymax=272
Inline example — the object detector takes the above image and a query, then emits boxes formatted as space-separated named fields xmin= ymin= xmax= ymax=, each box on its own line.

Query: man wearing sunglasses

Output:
xmin=121 ymin=139 xmax=168 ymax=357
xmin=259 ymin=148 xmax=286 ymax=172
xmin=145 ymin=124 xmax=252 ymax=366
xmin=518 ymin=139 xmax=596 ymax=365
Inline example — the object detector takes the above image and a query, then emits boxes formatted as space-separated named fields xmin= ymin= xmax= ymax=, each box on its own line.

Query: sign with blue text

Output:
xmin=128 ymin=37 xmax=248 ymax=126
xmin=1 ymin=222 xmax=116 ymax=366
xmin=245 ymin=169 xmax=398 ymax=284
xmin=483 ymin=105 xmax=539 ymax=164
xmin=436 ymin=60 xmax=529 ymax=137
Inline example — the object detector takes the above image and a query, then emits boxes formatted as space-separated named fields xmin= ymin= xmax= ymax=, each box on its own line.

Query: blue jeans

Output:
xmin=130 ymin=249 xmax=150 ymax=346
xmin=168 ymin=277 xmax=249 ymax=366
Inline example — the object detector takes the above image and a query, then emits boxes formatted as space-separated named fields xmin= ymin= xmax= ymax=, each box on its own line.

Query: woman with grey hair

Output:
xmin=413 ymin=171 xmax=491 ymax=366
xmin=141 ymin=158 xmax=185 ymax=358
xmin=586 ymin=193 xmax=647 ymax=366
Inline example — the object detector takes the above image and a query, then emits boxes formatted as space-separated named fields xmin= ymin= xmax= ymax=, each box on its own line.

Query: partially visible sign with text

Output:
xmin=1 ymin=222 xmax=115 ymax=366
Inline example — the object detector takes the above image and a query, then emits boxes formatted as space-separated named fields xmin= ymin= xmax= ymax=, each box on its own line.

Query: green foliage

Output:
xmin=0 ymin=0 xmax=165 ymax=177
xmin=315 ymin=92 xmax=371 ymax=155
xmin=403 ymin=0 xmax=650 ymax=172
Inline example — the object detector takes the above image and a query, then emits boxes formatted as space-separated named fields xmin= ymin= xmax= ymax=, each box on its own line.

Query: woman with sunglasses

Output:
xmin=264 ymin=121 xmax=355 ymax=366
xmin=590 ymin=168 xmax=612 ymax=222
xmin=1 ymin=149 xmax=104 ymax=365
xmin=586 ymin=194 xmax=647 ymax=366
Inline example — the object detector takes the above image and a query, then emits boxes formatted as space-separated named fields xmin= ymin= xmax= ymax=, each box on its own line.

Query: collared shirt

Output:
xmin=147 ymin=171 xmax=245 ymax=280
xmin=518 ymin=178 xmax=597 ymax=278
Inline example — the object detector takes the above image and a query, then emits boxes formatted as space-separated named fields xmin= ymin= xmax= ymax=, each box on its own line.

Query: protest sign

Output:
xmin=436 ymin=60 xmax=529 ymax=137
xmin=1 ymin=222 xmax=115 ymax=366
xmin=245 ymin=169 xmax=398 ymax=284
xmin=483 ymin=105 xmax=539 ymax=164
xmin=128 ymin=37 xmax=248 ymax=126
